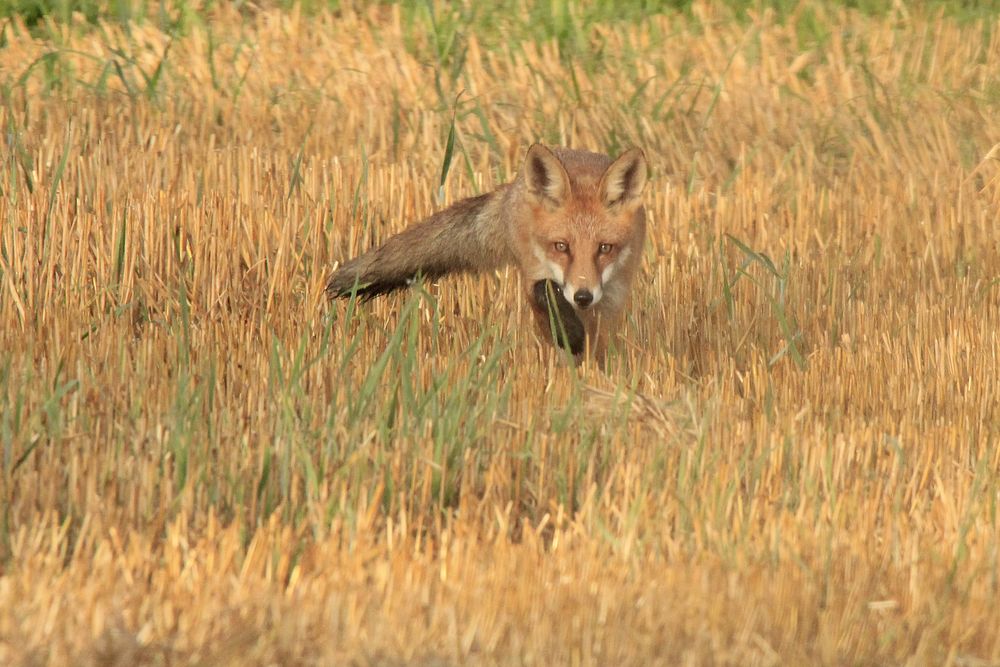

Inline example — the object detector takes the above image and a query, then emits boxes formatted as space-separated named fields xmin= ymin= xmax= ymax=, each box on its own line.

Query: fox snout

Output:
xmin=561 ymin=281 xmax=602 ymax=311
xmin=573 ymin=289 xmax=594 ymax=308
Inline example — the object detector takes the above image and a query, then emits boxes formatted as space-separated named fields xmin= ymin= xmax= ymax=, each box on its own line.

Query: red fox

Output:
xmin=326 ymin=144 xmax=648 ymax=361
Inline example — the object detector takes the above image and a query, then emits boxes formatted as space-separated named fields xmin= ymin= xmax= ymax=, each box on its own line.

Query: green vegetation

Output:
xmin=2 ymin=0 xmax=1000 ymax=664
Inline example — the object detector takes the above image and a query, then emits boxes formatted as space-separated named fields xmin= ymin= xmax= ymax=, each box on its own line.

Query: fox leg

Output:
xmin=569 ymin=309 xmax=603 ymax=364
xmin=589 ymin=318 xmax=608 ymax=361
xmin=585 ymin=304 xmax=626 ymax=365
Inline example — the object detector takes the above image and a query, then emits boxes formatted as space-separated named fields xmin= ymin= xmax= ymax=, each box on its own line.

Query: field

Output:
xmin=1 ymin=1 xmax=999 ymax=664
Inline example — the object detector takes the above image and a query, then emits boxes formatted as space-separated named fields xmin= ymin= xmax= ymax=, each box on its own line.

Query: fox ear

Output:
xmin=524 ymin=144 xmax=571 ymax=207
xmin=599 ymin=148 xmax=647 ymax=209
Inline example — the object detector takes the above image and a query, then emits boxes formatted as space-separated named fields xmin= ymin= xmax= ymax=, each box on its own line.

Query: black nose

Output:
xmin=574 ymin=290 xmax=593 ymax=308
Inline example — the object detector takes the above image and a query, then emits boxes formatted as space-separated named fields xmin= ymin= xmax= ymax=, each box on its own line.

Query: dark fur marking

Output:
xmin=607 ymin=160 xmax=639 ymax=207
xmin=533 ymin=279 xmax=585 ymax=356
xmin=621 ymin=161 xmax=638 ymax=194
xmin=530 ymin=156 xmax=550 ymax=193
xmin=327 ymin=262 xmax=472 ymax=301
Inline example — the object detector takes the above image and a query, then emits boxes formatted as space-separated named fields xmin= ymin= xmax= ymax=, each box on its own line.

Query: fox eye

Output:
xmin=553 ymin=241 xmax=569 ymax=253
xmin=598 ymin=243 xmax=614 ymax=254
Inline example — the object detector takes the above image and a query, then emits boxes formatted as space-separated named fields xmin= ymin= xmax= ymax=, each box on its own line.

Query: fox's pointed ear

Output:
xmin=524 ymin=144 xmax=571 ymax=208
xmin=599 ymin=148 xmax=647 ymax=209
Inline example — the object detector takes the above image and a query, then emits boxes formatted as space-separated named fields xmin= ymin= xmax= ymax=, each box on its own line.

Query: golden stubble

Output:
xmin=1 ymin=2 xmax=999 ymax=664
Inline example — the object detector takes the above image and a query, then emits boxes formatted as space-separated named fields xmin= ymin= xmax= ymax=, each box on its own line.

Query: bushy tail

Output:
xmin=326 ymin=190 xmax=511 ymax=300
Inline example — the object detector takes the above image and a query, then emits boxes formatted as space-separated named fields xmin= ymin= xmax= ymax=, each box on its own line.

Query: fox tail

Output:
xmin=326 ymin=190 xmax=511 ymax=300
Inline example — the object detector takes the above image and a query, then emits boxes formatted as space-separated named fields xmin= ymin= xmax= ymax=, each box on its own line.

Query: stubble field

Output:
xmin=1 ymin=1 xmax=999 ymax=664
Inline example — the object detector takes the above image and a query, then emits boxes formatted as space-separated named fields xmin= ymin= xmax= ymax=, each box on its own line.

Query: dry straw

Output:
xmin=1 ymin=1 xmax=999 ymax=664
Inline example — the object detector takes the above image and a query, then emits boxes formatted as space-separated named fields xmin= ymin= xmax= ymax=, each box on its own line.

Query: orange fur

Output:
xmin=327 ymin=144 xmax=648 ymax=362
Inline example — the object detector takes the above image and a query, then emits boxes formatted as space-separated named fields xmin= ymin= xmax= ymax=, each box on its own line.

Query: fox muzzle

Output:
xmin=573 ymin=289 xmax=594 ymax=309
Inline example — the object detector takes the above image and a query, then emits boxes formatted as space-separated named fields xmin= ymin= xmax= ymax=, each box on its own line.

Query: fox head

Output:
xmin=520 ymin=144 xmax=648 ymax=311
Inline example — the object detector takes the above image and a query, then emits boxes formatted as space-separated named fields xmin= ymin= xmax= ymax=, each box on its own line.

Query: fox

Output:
xmin=326 ymin=144 xmax=648 ymax=362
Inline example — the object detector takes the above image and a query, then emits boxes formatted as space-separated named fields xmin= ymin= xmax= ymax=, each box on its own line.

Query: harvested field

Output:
xmin=1 ymin=1 xmax=999 ymax=664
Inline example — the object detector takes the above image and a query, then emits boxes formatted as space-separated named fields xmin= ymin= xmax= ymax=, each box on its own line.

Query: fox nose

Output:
xmin=574 ymin=289 xmax=594 ymax=309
